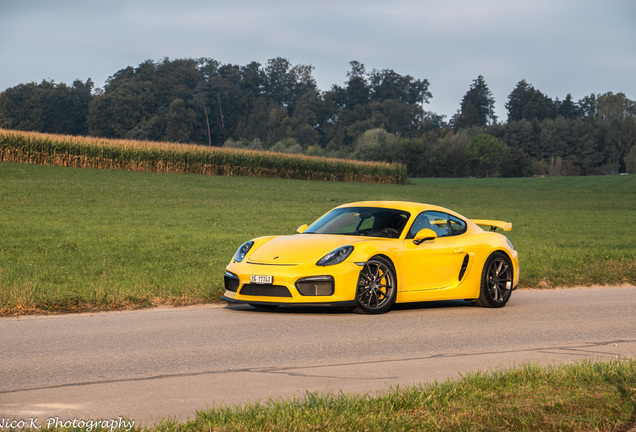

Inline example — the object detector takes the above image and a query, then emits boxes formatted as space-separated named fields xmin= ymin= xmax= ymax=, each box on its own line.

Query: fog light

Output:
xmin=296 ymin=276 xmax=334 ymax=296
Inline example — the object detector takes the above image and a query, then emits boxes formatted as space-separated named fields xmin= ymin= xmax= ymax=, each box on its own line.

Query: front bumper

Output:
xmin=223 ymin=260 xmax=360 ymax=305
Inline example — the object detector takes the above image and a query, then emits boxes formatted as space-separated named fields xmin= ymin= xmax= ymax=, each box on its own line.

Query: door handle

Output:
xmin=453 ymin=248 xmax=465 ymax=254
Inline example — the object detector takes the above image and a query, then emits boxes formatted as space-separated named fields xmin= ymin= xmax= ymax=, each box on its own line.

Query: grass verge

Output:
xmin=159 ymin=360 xmax=636 ymax=432
xmin=25 ymin=359 xmax=636 ymax=431
xmin=1 ymin=162 xmax=635 ymax=315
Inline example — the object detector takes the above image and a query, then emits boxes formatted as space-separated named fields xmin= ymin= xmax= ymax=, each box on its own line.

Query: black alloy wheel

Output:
xmin=355 ymin=256 xmax=397 ymax=314
xmin=476 ymin=252 xmax=513 ymax=308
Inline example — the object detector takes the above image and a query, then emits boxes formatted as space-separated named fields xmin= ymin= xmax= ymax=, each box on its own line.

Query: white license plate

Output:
xmin=250 ymin=275 xmax=273 ymax=284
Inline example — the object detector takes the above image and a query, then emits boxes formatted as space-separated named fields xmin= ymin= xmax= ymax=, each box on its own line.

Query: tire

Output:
xmin=354 ymin=256 xmax=397 ymax=314
xmin=476 ymin=252 xmax=513 ymax=308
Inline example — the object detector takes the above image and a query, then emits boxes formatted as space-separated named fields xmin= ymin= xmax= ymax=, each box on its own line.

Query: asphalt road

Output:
xmin=1 ymin=285 xmax=635 ymax=427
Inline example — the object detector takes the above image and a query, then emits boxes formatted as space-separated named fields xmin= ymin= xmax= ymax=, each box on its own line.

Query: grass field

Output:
xmin=1 ymin=161 xmax=634 ymax=314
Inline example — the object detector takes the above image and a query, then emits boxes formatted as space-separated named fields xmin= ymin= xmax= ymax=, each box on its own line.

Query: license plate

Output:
xmin=250 ymin=275 xmax=273 ymax=284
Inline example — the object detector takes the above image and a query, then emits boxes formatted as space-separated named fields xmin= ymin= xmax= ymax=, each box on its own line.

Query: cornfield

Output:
xmin=0 ymin=129 xmax=408 ymax=184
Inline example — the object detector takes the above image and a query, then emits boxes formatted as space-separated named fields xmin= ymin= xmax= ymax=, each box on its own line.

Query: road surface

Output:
xmin=1 ymin=285 xmax=635 ymax=427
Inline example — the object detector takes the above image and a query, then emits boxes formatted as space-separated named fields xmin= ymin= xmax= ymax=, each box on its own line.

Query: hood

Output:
xmin=248 ymin=234 xmax=360 ymax=265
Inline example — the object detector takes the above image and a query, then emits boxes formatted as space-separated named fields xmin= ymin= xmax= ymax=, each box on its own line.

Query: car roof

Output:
xmin=337 ymin=201 xmax=459 ymax=216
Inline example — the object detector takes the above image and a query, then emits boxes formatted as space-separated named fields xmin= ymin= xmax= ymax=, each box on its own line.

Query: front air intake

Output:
xmin=240 ymin=285 xmax=292 ymax=297
xmin=296 ymin=276 xmax=335 ymax=296
xmin=224 ymin=271 xmax=240 ymax=292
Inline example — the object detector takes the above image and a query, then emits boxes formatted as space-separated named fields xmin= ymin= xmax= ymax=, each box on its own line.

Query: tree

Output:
xmin=368 ymin=68 xmax=431 ymax=106
xmin=368 ymin=68 xmax=431 ymax=137
xmin=506 ymin=80 xmax=556 ymax=122
xmin=574 ymin=92 xmax=636 ymax=173
xmin=263 ymin=57 xmax=295 ymax=111
xmin=430 ymin=133 xmax=471 ymax=177
xmin=452 ymin=75 xmax=496 ymax=130
xmin=0 ymin=79 xmax=93 ymax=135
xmin=626 ymin=145 xmax=636 ymax=173
xmin=89 ymin=58 xmax=217 ymax=142
xmin=599 ymin=116 xmax=636 ymax=173
xmin=466 ymin=134 xmax=510 ymax=177
xmin=578 ymin=94 xmax=597 ymax=119
xmin=14 ymin=56 xmax=636 ymax=178
xmin=0 ymin=82 xmax=47 ymax=132
xmin=557 ymin=94 xmax=580 ymax=118
xmin=193 ymin=80 xmax=212 ymax=146
xmin=352 ymin=128 xmax=398 ymax=162
xmin=595 ymin=92 xmax=636 ymax=121
xmin=165 ymin=98 xmax=196 ymax=142
xmin=344 ymin=61 xmax=370 ymax=109
xmin=320 ymin=62 xmax=433 ymax=146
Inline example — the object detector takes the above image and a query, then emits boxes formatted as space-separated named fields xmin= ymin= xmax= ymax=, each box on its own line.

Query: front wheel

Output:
xmin=476 ymin=252 xmax=513 ymax=308
xmin=354 ymin=256 xmax=397 ymax=314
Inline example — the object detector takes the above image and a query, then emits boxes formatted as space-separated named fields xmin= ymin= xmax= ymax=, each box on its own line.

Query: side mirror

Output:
xmin=413 ymin=228 xmax=437 ymax=245
xmin=297 ymin=224 xmax=308 ymax=234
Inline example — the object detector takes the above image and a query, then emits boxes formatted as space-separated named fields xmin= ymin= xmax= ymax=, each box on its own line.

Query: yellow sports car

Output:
xmin=223 ymin=201 xmax=519 ymax=314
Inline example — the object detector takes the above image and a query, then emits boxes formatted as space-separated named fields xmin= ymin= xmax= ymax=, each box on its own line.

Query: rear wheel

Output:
xmin=354 ymin=256 xmax=397 ymax=314
xmin=476 ymin=252 xmax=513 ymax=308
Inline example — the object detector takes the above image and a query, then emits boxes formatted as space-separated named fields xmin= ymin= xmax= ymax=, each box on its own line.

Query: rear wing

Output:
xmin=472 ymin=219 xmax=512 ymax=232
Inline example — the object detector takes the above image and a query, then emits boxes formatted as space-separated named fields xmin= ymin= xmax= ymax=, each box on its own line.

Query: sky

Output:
xmin=1 ymin=0 xmax=635 ymax=120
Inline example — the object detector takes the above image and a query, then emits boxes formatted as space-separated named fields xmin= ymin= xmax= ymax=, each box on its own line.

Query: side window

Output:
xmin=449 ymin=216 xmax=467 ymax=236
xmin=407 ymin=213 xmax=432 ymax=239
xmin=407 ymin=211 xmax=467 ymax=238
xmin=430 ymin=213 xmax=452 ymax=237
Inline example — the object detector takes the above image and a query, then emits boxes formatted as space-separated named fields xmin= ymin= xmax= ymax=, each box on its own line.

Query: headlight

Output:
xmin=233 ymin=241 xmax=254 ymax=262
xmin=316 ymin=246 xmax=354 ymax=266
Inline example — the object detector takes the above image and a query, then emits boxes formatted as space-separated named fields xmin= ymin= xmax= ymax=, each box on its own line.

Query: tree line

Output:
xmin=1 ymin=57 xmax=634 ymax=177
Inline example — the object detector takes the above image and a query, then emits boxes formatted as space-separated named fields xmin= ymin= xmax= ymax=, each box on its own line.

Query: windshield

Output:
xmin=304 ymin=207 xmax=410 ymax=239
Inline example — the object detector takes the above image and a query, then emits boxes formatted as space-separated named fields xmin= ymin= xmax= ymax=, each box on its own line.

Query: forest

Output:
xmin=1 ymin=57 xmax=635 ymax=177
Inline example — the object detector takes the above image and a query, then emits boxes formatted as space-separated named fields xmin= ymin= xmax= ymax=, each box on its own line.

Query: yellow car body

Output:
xmin=223 ymin=201 xmax=519 ymax=313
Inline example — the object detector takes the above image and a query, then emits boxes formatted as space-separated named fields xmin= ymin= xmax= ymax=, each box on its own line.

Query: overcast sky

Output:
xmin=1 ymin=0 xmax=635 ymax=120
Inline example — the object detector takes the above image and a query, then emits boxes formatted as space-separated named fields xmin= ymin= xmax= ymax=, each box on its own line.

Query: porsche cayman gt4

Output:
xmin=223 ymin=201 xmax=519 ymax=314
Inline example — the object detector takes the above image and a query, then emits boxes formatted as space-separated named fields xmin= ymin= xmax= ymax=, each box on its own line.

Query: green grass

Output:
xmin=1 ymin=161 xmax=635 ymax=314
